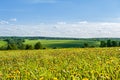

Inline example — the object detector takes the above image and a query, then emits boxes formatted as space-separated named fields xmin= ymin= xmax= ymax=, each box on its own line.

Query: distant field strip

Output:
xmin=0 ymin=40 xmax=7 ymax=47
xmin=24 ymin=39 xmax=100 ymax=48
xmin=0 ymin=47 xmax=120 ymax=80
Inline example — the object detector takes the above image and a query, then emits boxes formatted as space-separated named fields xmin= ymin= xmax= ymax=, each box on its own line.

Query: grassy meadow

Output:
xmin=24 ymin=39 xmax=100 ymax=48
xmin=0 ymin=40 xmax=7 ymax=48
xmin=0 ymin=39 xmax=100 ymax=49
xmin=0 ymin=47 xmax=120 ymax=80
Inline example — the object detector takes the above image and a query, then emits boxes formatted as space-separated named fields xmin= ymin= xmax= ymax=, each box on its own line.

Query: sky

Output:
xmin=0 ymin=0 xmax=120 ymax=38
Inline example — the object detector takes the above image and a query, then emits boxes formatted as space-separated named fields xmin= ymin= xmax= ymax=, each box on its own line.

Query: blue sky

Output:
xmin=0 ymin=0 xmax=120 ymax=37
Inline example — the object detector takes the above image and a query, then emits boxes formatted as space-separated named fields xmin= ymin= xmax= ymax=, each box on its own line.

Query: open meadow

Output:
xmin=0 ymin=39 xmax=100 ymax=49
xmin=24 ymin=39 xmax=100 ymax=48
xmin=0 ymin=47 xmax=120 ymax=80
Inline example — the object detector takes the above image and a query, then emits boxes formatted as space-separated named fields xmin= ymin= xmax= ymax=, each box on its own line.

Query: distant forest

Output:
xmin=0 ymin=36 xmax=120 ymax=40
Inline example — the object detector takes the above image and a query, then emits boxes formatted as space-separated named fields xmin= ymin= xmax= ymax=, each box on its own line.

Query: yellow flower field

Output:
xmin=0 ymin=48 xmax=120 ymax=80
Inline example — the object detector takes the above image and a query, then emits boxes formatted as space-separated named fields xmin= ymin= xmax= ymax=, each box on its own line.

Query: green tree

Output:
xmin=107 ymin=40 xmax=112 ymax=47
xmin=34 ymin=42 xmax=42 ymax=49
xmin=7 ymin=44 xmax=18 ymax=50
xmin=7 ymin=44 xmax=12 ymax=50
xmin=25 ymin=44 xmax=33 ymax=50
xmin=100 ymin=41 xmax=106 ymax=47
xmin=5 ymin=38 xmax=25 ymax=50
xmin=111 ymin=41 xmax=118 ymax=47
xmin=83 ymin=43 xmax=89 ymax=48
xmin=119 ymin=42 xmax=120 ymax=46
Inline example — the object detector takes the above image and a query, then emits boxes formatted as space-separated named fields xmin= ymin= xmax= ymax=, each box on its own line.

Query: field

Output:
xmin=0 ymin=40 xmax=7 ymax=48
xmin=0 ymin=39 xmax=100 ymax=49
xmin=0 ymin=47 xmax=120 ymax=80
xmin=24 ymin=39 xmax=100 ymax=48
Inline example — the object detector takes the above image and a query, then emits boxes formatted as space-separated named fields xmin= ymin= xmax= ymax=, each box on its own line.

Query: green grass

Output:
xmin=0 ymin=40 xmax=7 ymax=48
xmin=0 ymin=39 xmax=100 ymax=49
xmin=0 ymin=47 xmax=120 ymax=80
xmin=24 ymin=39 xmax=100 ymax=48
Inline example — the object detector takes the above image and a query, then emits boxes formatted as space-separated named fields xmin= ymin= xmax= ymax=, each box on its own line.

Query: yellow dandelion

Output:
xmin=82 ymin=78 xmax=89 ymax=80
xmin=7 ymin=75 xmax=15 ymax=79
xmin=0 ymin=71 xmax=3 ymax=78
xmin=16 ymin=70 xmax=20 ymax=74
xmin=39 ymin=77 xmax=44 ymax=80
xmin=53 ymin=77 xmax=58 ymax=80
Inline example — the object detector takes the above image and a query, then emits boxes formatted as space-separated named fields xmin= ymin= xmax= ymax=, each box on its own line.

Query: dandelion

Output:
xmin=0 ymin=71 xmax=3 ymax=79
xmin=7 ymin=74 xmax=15 ymax=79
xmin=82 ymin=78 xmax=89 ymax=80
xmin=15 ymin=70 xmax=20 ymax=74
xmin=53 ymin=77 xmax=58 ymax=80
xmin=39 ymin=77 xmax=44 ymax=80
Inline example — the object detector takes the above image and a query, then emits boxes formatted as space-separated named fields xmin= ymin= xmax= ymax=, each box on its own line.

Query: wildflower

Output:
xmin=15 ymin=70 xmax=20 ymax=74
xmin=39 ymin=77 xmax=44 ymax=80
xmin=53 ymin=77 xmax=58 ymax=80
xmin=82 ymin=78 xmax=89 ymax=80
xmin=0 ymin=71 xmax=3 ymax=78
xmin=7 ymin=74 xmax=15 ymax=79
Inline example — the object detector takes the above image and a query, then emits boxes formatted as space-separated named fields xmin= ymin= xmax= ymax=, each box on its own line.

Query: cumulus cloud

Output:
xmin=9 ymin=18 xmax=17 ymax=22
xmin=0 ymin=18 xmax=17 ymax=25
xmin=0 ymin=21 xmax=120 ymax=38
xmin=0 ymin=20 xmax=9 ymax=25
xmin=78 ymin=21 xmax=88 ymax=24
xmin=57 ymin=22 xmax=66 ymax=25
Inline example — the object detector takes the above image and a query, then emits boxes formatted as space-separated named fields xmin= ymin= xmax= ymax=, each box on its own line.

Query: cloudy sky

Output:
xmin=0 ymin=0 xmax=120 ymax=38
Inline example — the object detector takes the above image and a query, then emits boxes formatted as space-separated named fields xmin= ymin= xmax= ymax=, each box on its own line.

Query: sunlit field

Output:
xmin=24 ymin=39 xmax=100 ymax=48
xmin=0 ymin=47 xmax=120 ymax=80
xmin=0 ymin=39 xmax=100 ymax=49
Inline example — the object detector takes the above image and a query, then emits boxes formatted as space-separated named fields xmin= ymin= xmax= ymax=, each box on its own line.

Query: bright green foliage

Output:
xmin=0 ymin=48 xmax=120 ymax=80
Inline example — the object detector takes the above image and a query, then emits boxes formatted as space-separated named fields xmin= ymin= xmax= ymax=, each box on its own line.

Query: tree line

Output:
xmin=0 ymin=38 xmax=120 ymax=50
xmin=83 ymin=40 xmax=120 ymax=48
xmin=1 ymin=38 xmax=43 ymax=50
xmin=100 ymin=40 xmax=120 ymax=47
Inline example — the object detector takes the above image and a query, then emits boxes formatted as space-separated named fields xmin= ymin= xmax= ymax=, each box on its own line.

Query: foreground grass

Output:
xmin=0 ymin=48 xmax=120 ymax=80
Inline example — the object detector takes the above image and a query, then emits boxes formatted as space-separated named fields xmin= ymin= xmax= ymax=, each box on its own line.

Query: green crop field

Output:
xmin=0 ymin=39 xmax=100 ymax=49
xmin=24 ymin=39 xmax=100 ymax=48
xmin=0 ymin=47 xmax=120 ymax=80
xmin=0 ymin=40 xmax=7 ymax=48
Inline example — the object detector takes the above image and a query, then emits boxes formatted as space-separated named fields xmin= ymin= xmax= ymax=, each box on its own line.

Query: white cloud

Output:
xmin=0 ymin=18 xmax=17 ymax=25
xmin=78 ymin=21 xmax=88 ymax=24
xmin=57 ymin=22 xmax=66 ymax=25
xmin=0 ymin=21 xmax=120 ymax=38
xmin=0 ymin=20 xmax=9 ymax=25
xmin=10 ymin=18 xmax=17 ymax=22
xmin=114 ymin=17 xmax=120 ymax=20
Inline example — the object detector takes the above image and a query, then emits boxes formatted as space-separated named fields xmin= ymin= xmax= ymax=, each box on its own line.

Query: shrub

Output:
xmin=25 ymin=44 xmax=33 ymax=50
xmin=34 ymin=42 xmax=42 ymax=49
xmin=53 ymin=47 xmax=57 ymax=49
